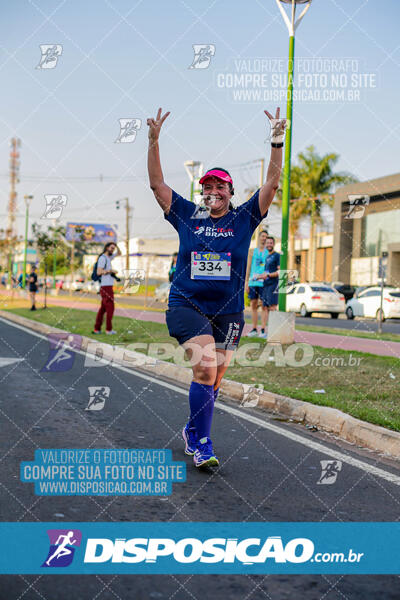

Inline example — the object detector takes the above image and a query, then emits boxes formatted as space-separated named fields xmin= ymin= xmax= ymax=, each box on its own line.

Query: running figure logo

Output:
xmin=317 ymin=460 xmax=342 ymax=485
xmin=41 ymin=334 xmax=82 ymax=372
xmin=36 ymin=45 xmax=63 ymax=69
xmin=191 ymin=205 xmax=211 ymax=220
xmin=115 ymin=118 xmax=142 ymax=143
xmin=277 ymin=269 xmax=298 ymax=294
xmin=42 ymin=529 xmax=82 ymax=567
xmin=344 ymin=195 xmax=370 ymax=219
xmin=189 ymin=44 xmax=216 ymax=69
xmin=41 ymin=194 xmax=67 ymax=220
xmin=86 ymin=386 xmax=110 ymax=411
xmin=190 ymin=194 xmax=217 ymax=219
xmin=121 ymin=269 xmax=145 ymax=294
xmin=241 ymin=384 xmax=264 ymax=408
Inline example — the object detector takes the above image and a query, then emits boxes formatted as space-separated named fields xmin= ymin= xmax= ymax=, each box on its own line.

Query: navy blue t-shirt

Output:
xmin=164 ymin=189 xmax=267 ymax=315
xmin=264 ymin=251 xmax=280 ymax=285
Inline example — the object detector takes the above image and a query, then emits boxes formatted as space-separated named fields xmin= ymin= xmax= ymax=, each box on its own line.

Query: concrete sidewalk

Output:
xmin=18 ymin=294 xmax=400 ymax=358
xmin=294 ymin=328 xmax=400 ymax=358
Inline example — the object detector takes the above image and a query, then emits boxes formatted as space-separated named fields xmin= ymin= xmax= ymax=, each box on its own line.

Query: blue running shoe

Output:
xmin=182 ymin=424 xmax=197 ymax=456
xmin=193 ymin=437 xmax=219 ymax=468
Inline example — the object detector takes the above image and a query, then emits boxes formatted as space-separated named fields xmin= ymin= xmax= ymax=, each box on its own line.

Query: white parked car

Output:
xmin=286 ymin=283 xmax=345 ymax=318
xmin=345 ymin=287 xmax=400 ymax=321
xmin=65 ymin=278 xmax=85 ymax=291
xmin=83 ymin=280 xmax=100 ymax=293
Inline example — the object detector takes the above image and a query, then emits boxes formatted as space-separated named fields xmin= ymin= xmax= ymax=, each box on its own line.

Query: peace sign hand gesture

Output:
xmin=147 ymin=108 xmax=170 ymax=143
xmin=264 ymin=107 xmax=287 ymax=145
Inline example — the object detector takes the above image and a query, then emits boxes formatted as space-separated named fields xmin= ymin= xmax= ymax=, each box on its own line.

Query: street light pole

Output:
xmin=125 ymin=197 xmax=131 ymax=272
xmin=184 ymin=161 xmax=203 ymax=202
xmin=22 ymin=195 xmax=33 ymax=289
xmin=255 ymin=158 xmax=266 ymax=244
xmin=377 ymin=251 xmax=388 ymax=335
xmin=52 ymin=219 xmax=57 ymax=290
xmin=275 ymin=0 xmax=312 ymax=311
xmin=116 ymin=197 xmax=131 ymax=271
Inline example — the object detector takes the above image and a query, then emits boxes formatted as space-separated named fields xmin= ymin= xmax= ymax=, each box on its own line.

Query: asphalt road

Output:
xmin=0 ymin=317 xmax=399 ymax=599
xmin=295 ymin=315 xmax=400 ymax=335
xmin=58 ymin=290 xmax=400 ymax=335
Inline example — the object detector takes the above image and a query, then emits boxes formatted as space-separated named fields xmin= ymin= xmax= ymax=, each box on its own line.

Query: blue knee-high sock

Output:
xmin=189 ymin=381 xmax=215 ymax=440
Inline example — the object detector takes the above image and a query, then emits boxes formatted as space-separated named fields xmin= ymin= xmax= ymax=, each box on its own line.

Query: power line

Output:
xmin=0 ymin=172 xmax=187 ymax=183
xmin=0 ymin=159 xmax=263 ymax=184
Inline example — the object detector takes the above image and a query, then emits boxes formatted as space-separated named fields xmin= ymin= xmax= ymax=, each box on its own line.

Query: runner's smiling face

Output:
xmin=202 ymin=177 xmax=231 ymax=216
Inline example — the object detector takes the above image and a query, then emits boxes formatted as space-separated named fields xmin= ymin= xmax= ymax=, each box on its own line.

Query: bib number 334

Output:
xmin=191 ymin=252 xmax=231 ymax=281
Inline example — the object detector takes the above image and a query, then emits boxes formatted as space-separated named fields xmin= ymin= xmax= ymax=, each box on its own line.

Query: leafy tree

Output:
xmin=277 ymin=146 xmax=357 ymax=279
xmin=296 ymin=146 xmax=357 ymax=280
xmin=0 ymin=228 xmax=23 ymax=279
xmin=31 ymin=223 xmax=64 ymax=307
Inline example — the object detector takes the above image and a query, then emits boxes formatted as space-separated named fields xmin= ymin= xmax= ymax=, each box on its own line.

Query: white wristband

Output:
xmin=270 ymin=118 xmax=286 ymax=144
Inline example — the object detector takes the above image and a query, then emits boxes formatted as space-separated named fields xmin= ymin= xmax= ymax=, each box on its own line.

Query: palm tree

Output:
xmin=286 ymin=164 xmax=307 ymax=271
xmin=295 ymin=146 xmax=357 ymax=280
xmin=275 ymin=164 xmax=307 ymax=271
xmin=275 ymin=146 xmax=357 ymax=280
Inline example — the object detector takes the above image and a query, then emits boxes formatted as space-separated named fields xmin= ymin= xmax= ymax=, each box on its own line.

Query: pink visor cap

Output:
xmin=199 ymin=169 xmax=233 ymax=186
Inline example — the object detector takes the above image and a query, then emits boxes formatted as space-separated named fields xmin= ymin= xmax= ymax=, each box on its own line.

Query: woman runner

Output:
xmin=147 ymin=107 xmax=286 ymax=467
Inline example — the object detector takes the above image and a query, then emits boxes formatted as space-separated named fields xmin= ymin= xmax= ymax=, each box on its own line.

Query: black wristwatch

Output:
xmin=271 ymin=142 xmax=284 ymax=148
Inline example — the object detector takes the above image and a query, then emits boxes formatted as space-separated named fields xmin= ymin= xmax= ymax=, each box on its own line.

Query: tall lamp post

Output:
xmin=116 ymin=197 xmax=131 ymax=271
xmin=52 ymin=219 xmax=57 ymax=290
xmin=275 ymin=0 xmax=312 ymax=311
xmin=184 ymin=161 xmax=203 ymax=202
xmin=22 ymin=195 xmax=33 ymax=289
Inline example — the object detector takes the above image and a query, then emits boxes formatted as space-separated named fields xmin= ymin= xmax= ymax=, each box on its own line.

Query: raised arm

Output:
xmin=258 ymin=108 xmax=287 ymax=216
xmin=147 ymin=108 xmax=172 ymax=214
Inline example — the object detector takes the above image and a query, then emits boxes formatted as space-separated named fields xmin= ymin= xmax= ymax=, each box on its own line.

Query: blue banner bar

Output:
xmin=0 ymin=522 xmax=399 ymax=574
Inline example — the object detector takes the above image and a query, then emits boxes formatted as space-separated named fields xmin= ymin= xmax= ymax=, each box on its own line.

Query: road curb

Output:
xmin=2 ymin=310 xmax=400 ymax=460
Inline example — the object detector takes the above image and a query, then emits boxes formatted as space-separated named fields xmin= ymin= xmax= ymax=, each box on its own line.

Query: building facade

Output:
xmin=272 ymin=234 xmax=333 ymax=283
xmin=332 ymin=173 xmax=400 ymax=286
xmin=83 ymin=237 xmax=179 ymax=283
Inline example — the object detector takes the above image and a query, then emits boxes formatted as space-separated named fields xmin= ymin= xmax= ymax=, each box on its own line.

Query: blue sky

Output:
xmin=1 ymin=0 xmax=399 ymax=240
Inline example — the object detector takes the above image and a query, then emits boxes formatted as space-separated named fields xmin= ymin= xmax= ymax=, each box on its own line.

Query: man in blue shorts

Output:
xmin=256 ymin=236 xmax=280 ymax=321
xmin=147 ymin=107 xmax=286 ymax=468
xmin=245 ymin=230 xmax=268 ymax=338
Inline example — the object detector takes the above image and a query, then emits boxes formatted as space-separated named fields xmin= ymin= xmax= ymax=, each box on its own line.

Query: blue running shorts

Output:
xmin=262 ymin=282 xmax=279 ymax=307
xmin=166 ymin=306 xmax=245 ymax=350
xmin=248 ymin=286 xmax=263 ymax=301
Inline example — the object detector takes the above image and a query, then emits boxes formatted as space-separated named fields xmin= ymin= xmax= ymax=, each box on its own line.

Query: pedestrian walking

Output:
xmin=93 ymin=242 xmax=121 ymax=335
xmin=28 ymin=265 xmax=38 ymax=311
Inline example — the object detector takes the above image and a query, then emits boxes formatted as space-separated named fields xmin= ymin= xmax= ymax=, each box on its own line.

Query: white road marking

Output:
xmin=0 ymin=357 xmax=24 ymax=367
xmin=1 ymin=316 xmax=400 ymax=486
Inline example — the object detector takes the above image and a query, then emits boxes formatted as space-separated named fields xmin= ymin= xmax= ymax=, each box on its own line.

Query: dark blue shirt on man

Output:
xmin=264 ymin=251 xmax=280 ymax=285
